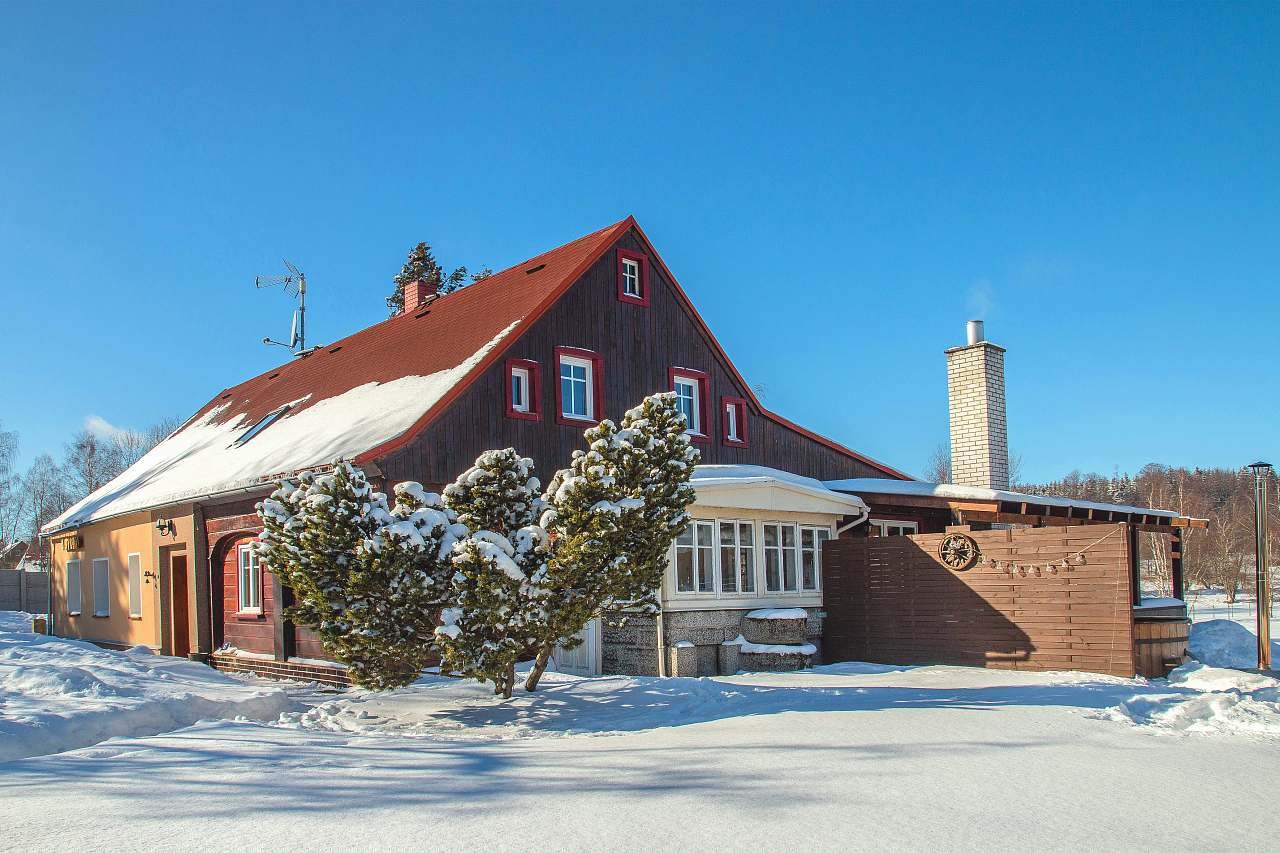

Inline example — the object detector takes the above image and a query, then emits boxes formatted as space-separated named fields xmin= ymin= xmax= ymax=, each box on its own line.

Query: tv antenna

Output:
xmin=255 ymin=259 xmax=307 ymax=353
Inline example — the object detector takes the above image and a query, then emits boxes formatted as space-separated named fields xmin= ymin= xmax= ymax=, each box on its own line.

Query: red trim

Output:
xmin=721 ymin=396 xmax=750 ymax=447
xmin=504 ymin=358 xmax=541 ymax=421
xmin=616 ymin=248 xmax=650 ymax=306
xmin=668 ymin=367 xmax=711 ymax=444
xmin=555 ymin=346 xmax=605 ymax=427
xmin=359 ymin=215 xmax=909 ymax=480
xmin=625 ymin=219 xmax=911 ymax=480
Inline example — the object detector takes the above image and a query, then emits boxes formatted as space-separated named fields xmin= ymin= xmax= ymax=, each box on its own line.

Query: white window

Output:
xmin=673 ymin=376 xmax=701 ymax=434
xmin=675 ymin=520 xmax=716 ymax=593
xmin=92 ymin=557 xmax=110 ymax=617
xmin=511 ymin=367 xmax=531 ymax=413
xmin=763 ymin=523 xmax=799 ymax=592
xmin=621 ymin=257 xmax=641 ymax=297
xmin=800 ymin=527 xmax=830 ymax=592
xmin=870 ymin=520 xmax=919 ymax=537
xmin=128 ymin=552 xmax=143 ymax=618
xmin=238 ymin=544 xmax=262 ymax=614
xmin=559 ymin=356 xmax=593 ymax=420
xmin=725 ymin=402 xmax=740 ymax=442
xmin=718 ymin=521 xmax=755 ymax=594
xmin=66 ymin=559 xmax=82 ymax=616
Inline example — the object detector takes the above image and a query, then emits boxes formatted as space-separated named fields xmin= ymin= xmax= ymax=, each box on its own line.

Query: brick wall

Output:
xmin=945 ymin=340 xmax=1009 ymax=489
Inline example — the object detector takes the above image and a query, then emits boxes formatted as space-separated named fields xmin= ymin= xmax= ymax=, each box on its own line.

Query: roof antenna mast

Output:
xmin=255 ymin=259 xmax=307 ymax=355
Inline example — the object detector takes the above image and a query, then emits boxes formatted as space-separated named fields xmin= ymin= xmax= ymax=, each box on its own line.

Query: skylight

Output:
xmin=231 ymin=404 xmax=291 ymax=447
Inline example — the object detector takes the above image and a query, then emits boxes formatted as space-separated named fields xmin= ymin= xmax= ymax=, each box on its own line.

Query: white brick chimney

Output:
xmin=945 ymin=320 xmax=1009 ymax=489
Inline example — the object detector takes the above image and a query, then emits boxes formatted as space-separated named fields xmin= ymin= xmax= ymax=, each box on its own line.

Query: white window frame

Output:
xmin=725 ymin=401 xmax=740 ymax=442
xmin=92 ymin=557 xmax=110 ymax=617
xmin=510 ymin=366 xmax=531 ymax=413
xmin=762 ymin=522 xmax=801 ymax=593
xmin=127 ymin=552 xmax=143 ymax=618
xmin=674 ymin=519 xmax=716 ymax=594
xmin=717 ymin=520 xmax=756 ymax=595
xmin=559 ymin=355 xmax=594 ymax=421
xmin=621 ymin=257 xmax=641 ymax=298
xmin=66 ymin=558 xmax=82 ymax=616
xmin=672 ymin=374 xmax=702 ymax=435
xmin=237 ymin=544 xmax=262 ymax=615
xmin=870 ymin=519 xmax=919 ymax=537
xmin=799 ymin=527 xmax=830 ymax=592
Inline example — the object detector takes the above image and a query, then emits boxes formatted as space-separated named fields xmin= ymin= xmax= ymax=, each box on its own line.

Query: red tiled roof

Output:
xmin=196 ymin=218 xmax=632 ymax=436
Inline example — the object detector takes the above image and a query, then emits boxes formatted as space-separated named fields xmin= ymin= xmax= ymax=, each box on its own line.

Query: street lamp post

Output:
xmin=1247 ymin=461 xmax=1273 ymax=671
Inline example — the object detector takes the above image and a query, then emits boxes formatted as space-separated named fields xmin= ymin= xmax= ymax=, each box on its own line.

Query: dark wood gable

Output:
xmin=376 ymin=227 xmax=899 ymax=487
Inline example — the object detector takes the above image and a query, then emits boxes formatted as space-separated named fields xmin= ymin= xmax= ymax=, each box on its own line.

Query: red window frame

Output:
xmin=668 ymin=367 xmax=711 ymax=444
xmin=504 ymin=358 xmax=541 ymax=421
xmin=721 ymin=396 xmax=750 ymax=447
xmin=555 ymin=346 xmax=605 ymax=427
xmin=616 ymin=248 xmax=650 ymax=306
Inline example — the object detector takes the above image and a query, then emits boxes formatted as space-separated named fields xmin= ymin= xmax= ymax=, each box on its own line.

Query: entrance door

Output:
xmin=170 ymin=554 xmax=190 ymax=658
xmin=554 ymin=619 xmax=601 ymax=677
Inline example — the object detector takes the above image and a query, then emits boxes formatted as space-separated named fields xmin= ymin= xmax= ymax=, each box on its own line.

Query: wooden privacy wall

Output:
xmin=823 ymin=524 xmax=1136 ymax=677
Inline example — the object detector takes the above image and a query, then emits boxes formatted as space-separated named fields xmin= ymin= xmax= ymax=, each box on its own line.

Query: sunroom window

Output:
xmin=675 ymin=520 xmax=715 ymax=593
xmin=719 ymin=521 xmax=755 ymax=593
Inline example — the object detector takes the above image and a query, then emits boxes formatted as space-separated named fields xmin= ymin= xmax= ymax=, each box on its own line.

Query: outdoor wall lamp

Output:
xmin=155 ymin=518 xmax=176 ymax=537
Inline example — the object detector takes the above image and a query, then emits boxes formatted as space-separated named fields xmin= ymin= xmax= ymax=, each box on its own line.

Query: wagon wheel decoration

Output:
xmin=938 ymin=533 xmax=979 ymax=571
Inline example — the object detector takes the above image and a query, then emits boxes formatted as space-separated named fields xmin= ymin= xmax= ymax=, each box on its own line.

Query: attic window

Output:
xmin=328 ymin=345 xmax=343 ymax=354
xmin=616 ymin=249 xmax=649 ymax=306
xmin=231 ymin=404 xmax=291 ymax=447
xmin=525 ymin=263 xmax=546 ymax=274
xmin=413 ymin=307 xmax=431 ymax=319
xmin=268 ymin=372 xmax=279 ymax=380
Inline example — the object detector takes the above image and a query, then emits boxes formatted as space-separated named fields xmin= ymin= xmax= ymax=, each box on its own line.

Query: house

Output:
xmin=42 ymin=217 xmax=909 ymax=682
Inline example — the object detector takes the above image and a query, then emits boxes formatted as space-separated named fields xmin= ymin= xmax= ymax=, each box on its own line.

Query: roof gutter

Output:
xmin=40 ymin=481 xmax=276 ymax=538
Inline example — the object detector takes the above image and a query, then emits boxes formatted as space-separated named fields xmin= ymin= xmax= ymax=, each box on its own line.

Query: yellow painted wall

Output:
xmin=49 ymin=507 xmax=196 ymax=651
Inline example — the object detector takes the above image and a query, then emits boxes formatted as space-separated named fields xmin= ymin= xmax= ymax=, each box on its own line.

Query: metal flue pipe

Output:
xmin=1247 ymin=461 xmax=1273 ymax=671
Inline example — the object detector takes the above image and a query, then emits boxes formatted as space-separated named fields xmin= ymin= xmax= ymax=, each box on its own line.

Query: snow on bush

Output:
xmin=0 ymin=628 xmax=292 ymax=762
xmin=257 ymin=461 xmax=463 ymax=689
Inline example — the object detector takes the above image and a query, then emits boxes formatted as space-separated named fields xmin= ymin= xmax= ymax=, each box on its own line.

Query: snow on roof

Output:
xmin=822 ymin=478 xmax=1179 ymax=519
xmin=692 ymin=465 xmax=868 ymax=511
xmin=44 ymin=323 xmax=518 ymax=532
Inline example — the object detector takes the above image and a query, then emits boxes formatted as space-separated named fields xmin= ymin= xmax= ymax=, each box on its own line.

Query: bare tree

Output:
xmin=63 ymin=430 xmax=122 ymax=498
xmin=19 ymin=454 xmax=71 ymax=559
xmin=0 ymin=423 xmax=21 ymax=546
xmin=924 ymin=444 xmax=951 ymax=484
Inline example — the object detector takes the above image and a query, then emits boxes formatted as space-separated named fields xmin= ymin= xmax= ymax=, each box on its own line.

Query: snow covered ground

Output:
xmin=3 ymin=616 xmax=1280 ymax=850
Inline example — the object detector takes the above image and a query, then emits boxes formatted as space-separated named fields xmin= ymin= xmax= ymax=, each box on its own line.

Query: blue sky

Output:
xmin=2 ymin=2 xmax=1276 ymax=483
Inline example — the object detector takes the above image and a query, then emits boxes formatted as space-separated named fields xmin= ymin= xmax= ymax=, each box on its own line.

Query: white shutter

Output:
xmin=128 ymin=553 xmax=142 ymax=618
xmin=92 ymin=558 xmax=109 ymax=617
xmin=66 ymin=559 xmax=82 ymax=615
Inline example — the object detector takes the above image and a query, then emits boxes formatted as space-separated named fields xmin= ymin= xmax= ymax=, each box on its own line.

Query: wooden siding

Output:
xmin=378 ymin=227 xmax=893 ymax=486
xmin=823 ymin=524 xmax=1137 ymax=677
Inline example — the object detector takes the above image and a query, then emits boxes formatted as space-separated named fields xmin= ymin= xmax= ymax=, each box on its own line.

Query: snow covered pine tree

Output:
xmin=524 ymin=392 xmax=699 ymax=691
xmin=256 ymin=462 xmax=465 ymax=689
xmin=433 ymin=449 xmax=554 ymax=699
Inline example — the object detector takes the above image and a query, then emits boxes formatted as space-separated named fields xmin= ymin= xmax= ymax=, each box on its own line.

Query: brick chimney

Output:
xmin=402 ymin=279 xmax=437 ymax=312
xmin=945 ymin=320 xmax=1009 ymax=489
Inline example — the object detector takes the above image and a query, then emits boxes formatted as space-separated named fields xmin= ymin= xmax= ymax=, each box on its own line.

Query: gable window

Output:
xmin=869 ymin=520 xmax=919 ymax=537
xmin=238 ymin=544 xmax=262 ymax=614
xmin=504 ymin=358 xmax=541 ymax=421
xmin=616 ymin=248 xmax=649 ymax=306
xmin=718 ymin=521 xmax=755 ymax=594
xmin=92 ymin=557 xmax=110 ymax=617
xmin=721 ymin=396 xmax=749 ymax=446
xmin=128 ymin=553 xmax=143 ymax=618
xmin=668 ymin=368 xmax=710 ymax=441
xmin=66 ymin=559 xmax=82 ymax=616
xmin=555 ymin=347 xmax=603 ymax=425
xmin=763 ymin=523 xmax=799 ymax=592
xmin=675 ymin=520 xmax=715 ymax=593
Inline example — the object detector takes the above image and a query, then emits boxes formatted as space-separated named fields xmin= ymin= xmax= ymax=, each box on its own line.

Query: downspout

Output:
xmin=837 ymin=506 xmax=870 ymax=536
xmin=655 ymin=587 xmax=667 ymax=678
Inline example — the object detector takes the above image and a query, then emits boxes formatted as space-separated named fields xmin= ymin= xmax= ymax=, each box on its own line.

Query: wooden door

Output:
xmin=170 ymin=554 xmax=190 ymax=658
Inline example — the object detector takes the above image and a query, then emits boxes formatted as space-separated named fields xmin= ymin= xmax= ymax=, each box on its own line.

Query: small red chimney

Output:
xmin=402 ymin=279 xmax=437 ymax=312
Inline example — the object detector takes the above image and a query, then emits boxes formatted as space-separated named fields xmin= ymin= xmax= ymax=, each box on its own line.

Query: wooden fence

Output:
xmin=823 ymin=524 xmax=1136 ymax=677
